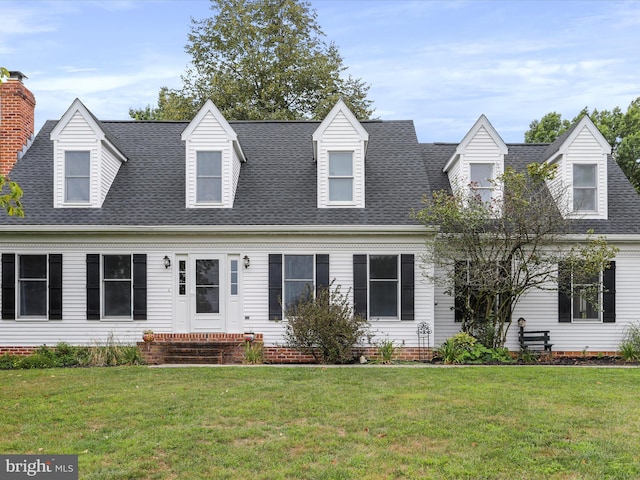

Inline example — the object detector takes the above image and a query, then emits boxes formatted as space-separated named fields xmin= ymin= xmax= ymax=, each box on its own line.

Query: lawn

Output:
xmin=1 ymin=365 xmax=639 ymax=479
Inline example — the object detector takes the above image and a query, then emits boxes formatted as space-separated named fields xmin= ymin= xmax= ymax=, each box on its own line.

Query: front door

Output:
xmin=191 ymin=255 xmax=225 ymax=331
xmin=174 ymin=254 xmax=241 ymax=332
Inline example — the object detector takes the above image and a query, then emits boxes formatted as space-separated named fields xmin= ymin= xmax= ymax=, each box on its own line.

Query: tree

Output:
xmin=130 ymin=0 xmax=373 ymax=121
xmin=413 ymin=163 xmax=617 ymax=349
xmin=525 ymin=100 xmax=640 ymax=192
xmin=0 ymin=68 xmax=24 ymax=217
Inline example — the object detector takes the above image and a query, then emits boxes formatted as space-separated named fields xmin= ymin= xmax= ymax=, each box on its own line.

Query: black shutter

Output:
xmin=133 ymin=254 xmax=147 ymax=320
xmin=454 ymin=261 xmax=466 ymax=322
xmin=315 ymin=254 xmax=330 ymax=295
xmin=603 ymin=261 xmax=616 ymax=323
xmin=86 ymin=254 xmax=100 ymax=320
xmin=268 ymin=254 xmax=282 ymax=321
xmin=353 ymin=255 xmax=368 ymax=319
xmin=2 ymin=253 xmax=15 ymax=320
xmin=558 ymin=262 xmax=572 ymax=323
xmin=400 ymin=254 xmax=414 ymax=320
xmin=48 ymin=254 xmax=63 ymax=320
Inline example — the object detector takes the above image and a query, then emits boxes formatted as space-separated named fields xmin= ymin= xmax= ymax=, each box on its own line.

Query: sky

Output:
xmin=1 ymin=0 xmax=639 ymax=143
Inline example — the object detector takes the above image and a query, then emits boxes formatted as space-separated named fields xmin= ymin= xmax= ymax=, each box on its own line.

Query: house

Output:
xmin=0 ymin=72 xmax=638 ymax=363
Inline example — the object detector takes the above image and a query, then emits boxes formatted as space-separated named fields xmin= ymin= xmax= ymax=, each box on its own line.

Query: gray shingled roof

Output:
xmin=420 ymin=142 xmax=640 ymax=235
xmin=3 ymin=117 xmax=639 ymax=234
xmin=0 ymin=119 xmax=430 ymax=227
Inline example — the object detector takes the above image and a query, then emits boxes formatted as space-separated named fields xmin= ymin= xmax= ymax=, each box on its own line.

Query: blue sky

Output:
xmin=1 ymin=0 xmax=638 ymax=143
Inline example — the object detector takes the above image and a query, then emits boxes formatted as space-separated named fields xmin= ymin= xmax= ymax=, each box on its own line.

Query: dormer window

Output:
xmin=65 ymin=151 xmax=91 ymax=203
xmin=469 ymin=163 xmax=494 ymax=204
xmin=328 ymin=151 xmax=354 ymax=203
xmin=443 ymin=115 xmax=507 ymax=209
xmin=313 ymin=99 xmax=368 ymax=209
xmin=573 ymin=164 xmax=597 ymax=212
xmin=51 ymin=99 xmax=127 ymax=209
xmin=196 ymin=151 xmax=222 ymax=203
xmin=182 ymin=100 xmax=246 ymax=209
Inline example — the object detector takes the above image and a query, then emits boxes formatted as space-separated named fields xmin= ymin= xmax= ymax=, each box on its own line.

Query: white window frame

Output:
xmin=283 ymin=254 xmax=315 ymax=314
xmin=102 ymin=254 xmax=133 ymax=319
xmin=368 ymin=254 xmax=400 ymax=320
xmin=573 ymin=163 xmax=598 ymax=213
xmin=571 ymin=269 xmax=602 ymax=322
xmin=17 ymin=254 xmax=48 ymax=319
xmin=196 ymin=151 xmax=223 ymax=204
xmin=328 ymin=151 xmax=354 ymax=204
xmin=64 ymin=150 xmax=91 ymax=204
xmin=469 ymin=163 xmax=494 ymax=204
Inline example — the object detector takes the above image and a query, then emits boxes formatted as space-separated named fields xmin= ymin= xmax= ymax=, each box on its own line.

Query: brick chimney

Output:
xmin=0 ymin=71 xmax=36 ymax=175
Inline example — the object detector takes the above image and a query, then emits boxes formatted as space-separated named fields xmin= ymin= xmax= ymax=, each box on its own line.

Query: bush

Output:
xmin=619 ymin=321 xmax=640 ymax=362
xmin=438 ymin=332 xmax=514 ymax=364
xmin=283 ymin=282 xmax=371 ymax=364
xmin=0 ymin=353 xmax=19 ymax=369
xmin=0 ymin=337 xmax=144 ymax=370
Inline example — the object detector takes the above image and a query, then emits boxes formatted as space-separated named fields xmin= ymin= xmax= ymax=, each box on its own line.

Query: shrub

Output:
xmin=619 ymin=321 xmax=640 ymax=362
xmin=283 ymin=282 xmax=371 ymax=364
xmin=375 ymin=337 xmax=396 ymax=364
xmin=0 ymin=353 xmax=19 ymax=370
xmin=438 ymin=332 xmax=514 ymax=364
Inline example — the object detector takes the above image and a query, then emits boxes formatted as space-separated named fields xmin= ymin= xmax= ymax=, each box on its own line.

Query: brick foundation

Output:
xmin=0 ymin=338 xmax=624 ymax=365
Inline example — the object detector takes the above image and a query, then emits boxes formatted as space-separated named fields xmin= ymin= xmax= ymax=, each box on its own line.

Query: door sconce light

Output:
xmin=163 ymin=255 xmax=171 ymax=269
xmin=243 ymin=255 xmax=250 ymax=269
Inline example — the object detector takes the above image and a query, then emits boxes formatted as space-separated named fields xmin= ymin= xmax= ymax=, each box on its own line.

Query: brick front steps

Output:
xmin=139 ymin=333 xmax=259 ymax=365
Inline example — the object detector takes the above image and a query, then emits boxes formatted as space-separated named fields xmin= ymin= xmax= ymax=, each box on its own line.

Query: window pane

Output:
xmin=65 ymin=151 xmax=90 ymax=175
xmin=197 ymin=151 xmax=222 ymax=176
xmin=329 ymin=152 xmax=353 ymax=176
xmin=196 ymin=286 xmax=219 ymax=313
xmin=370 ymin=281 xmax=398 ymax=317
xmin=230 ymin=259 xmax=238 ymax=295
xmin=370 ymin=255 xmax=397 ymax=279
xmin=19 ymin=281 xmax=47 ymax=316
xmin=285 ymin=255 xmax=313 ymax=280
xmin=284 ymin=280 xmax=312 ymax=310
xmin=19 ymin=255 xmax=47 ymax=278
xmin=329 ymin=178 xmax=353 ymax=202
xmin=104 ymin=281 xmax=132 ymax=316
xmin=66 ymin=178 xmax=90 ymax=202
xmin=470 ymin=164 xmax=493 ymax=188
xmin=104 ymin=255 xmax=131 ymax=279
xmin=196 ymin=260 xmax=219 ymax=286
xmin=573 ymin=189 xmax=596 ymax=211
xmin=573 ymin=164 xmax=596 ymax=187
xmin=196 ymin=178 xmax=222 ymax=202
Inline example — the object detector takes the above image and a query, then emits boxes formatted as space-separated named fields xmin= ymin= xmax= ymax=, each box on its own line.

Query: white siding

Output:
xmin=99 ymin=146 xmax=123 ymax=205
xmin=53 ymin=111 xmax=123 ymax=208
xmin=564 ymin=126 xmax=608 ymax=219
xmin=241 ymin=238 xmax=432 ymax=346
xmin=317 ymin=111 xmax=366 ymax=208
xmin=0 ymin=244 xmax=172 ymax=346
xmin=185 ymin=111 xmax=235 ymax=208
xmin=53 ymin=111 xmax=100 ymax=208
xmin=433 ymin=244 xmax=640 ymax=353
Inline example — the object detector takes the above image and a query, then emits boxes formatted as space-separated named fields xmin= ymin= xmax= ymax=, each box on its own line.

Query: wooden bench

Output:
xmin=519 ymin=329 xmax=553 ymax=353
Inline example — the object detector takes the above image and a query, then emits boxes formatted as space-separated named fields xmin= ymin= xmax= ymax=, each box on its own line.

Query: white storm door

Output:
xmin=191 ymin=255 xmax=225 ymax=331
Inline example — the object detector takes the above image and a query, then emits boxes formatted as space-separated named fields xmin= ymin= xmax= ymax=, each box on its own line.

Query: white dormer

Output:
xmin=443 ymin=115 xmax=507 ymax=204
xmin=50 ymin=99 xmax=127 ymax=208
xmin=182 ymin=100 xmax=246 ymax=209
xmin=543 ymin=116 xmax=610 ymax=220
xmin=313 ymin=99 xmax=369 ymax=208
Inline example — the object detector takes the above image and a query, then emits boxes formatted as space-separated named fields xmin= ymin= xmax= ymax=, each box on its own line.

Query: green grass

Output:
xmin=1 ymin=366 xmax=639 ymax=479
